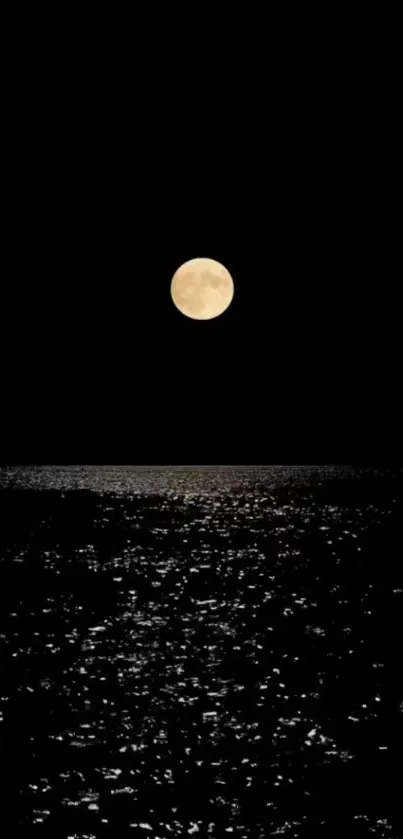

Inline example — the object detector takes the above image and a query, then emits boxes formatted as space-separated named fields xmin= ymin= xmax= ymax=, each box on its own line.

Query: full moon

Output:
xmin=170 ymin=257 xmax=234 ymax=320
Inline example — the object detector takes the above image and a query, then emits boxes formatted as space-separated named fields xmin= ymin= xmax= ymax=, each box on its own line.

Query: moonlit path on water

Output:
xmin=0 ymin=466 xmax=402 ymax=837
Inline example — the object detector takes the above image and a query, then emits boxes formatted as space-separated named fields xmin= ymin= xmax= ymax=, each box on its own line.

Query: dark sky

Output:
xmin=2 ymin=31 xmax=399 ymax=465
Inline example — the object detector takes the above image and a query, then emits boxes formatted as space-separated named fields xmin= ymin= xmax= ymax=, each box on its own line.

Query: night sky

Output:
xmin=2 ymin=25 xmax=399 ymax=466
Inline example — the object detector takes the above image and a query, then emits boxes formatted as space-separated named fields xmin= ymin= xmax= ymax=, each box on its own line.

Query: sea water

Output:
xmin=0 ymin=466 xmax=402 ymax=837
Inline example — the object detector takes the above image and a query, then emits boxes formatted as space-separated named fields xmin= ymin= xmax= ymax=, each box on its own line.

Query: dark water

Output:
xmin=0 ymin=466 xmax=402 ymax=837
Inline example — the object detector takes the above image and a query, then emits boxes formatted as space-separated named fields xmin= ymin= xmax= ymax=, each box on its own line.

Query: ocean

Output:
xmin=0 ymin=466 xmax=402 ymax=837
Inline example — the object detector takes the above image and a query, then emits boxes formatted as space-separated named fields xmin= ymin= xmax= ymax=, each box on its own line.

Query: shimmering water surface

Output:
xmin=0 ymin=466 xmax=402 ymax=837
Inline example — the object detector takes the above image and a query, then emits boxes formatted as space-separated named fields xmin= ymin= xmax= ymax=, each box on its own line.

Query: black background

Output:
xmin=1 ymin=16 xmax=400 ymax=464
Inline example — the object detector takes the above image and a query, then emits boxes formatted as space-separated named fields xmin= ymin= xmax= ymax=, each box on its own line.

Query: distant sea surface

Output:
xmin=0 ymin=466 xmax=402 ymax=837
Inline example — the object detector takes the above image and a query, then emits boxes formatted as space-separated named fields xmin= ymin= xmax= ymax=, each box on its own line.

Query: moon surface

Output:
xmin=170 ymin=257 xmax=234 ymax=320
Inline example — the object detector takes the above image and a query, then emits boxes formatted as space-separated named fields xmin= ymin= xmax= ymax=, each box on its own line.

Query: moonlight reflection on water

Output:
xmin=0 ymin=466 xmax=402 ymax=836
